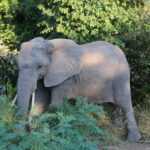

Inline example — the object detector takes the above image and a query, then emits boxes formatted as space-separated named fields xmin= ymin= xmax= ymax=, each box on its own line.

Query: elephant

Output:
xmin=16 ymin=37 xmax=141 ymax=141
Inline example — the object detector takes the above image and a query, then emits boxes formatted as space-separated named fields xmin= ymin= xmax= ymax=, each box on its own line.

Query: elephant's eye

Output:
xmin=37 ymin=65 xmax=42 ymax=70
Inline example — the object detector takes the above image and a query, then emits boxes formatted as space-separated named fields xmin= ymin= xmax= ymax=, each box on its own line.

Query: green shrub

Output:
xmin=0 ymin=0 xmax=19 ymax=48
xmin=0 ymin=96 xmax=108 ymax=150
xmin=121 ymin=3 xmax=150 ymax=104
xmin=0 ymin=95 xmax=17 ymax=124
xmin=0 ymin=42 xmax=17 ymax=97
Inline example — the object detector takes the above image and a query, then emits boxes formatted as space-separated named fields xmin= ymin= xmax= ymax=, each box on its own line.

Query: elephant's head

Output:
xmin=17 ymin=37 xmax=81 ymax=114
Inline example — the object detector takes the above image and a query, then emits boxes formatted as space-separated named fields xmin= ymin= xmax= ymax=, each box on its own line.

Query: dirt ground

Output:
xmin=101 ymin=141 xmax=150 ymax=150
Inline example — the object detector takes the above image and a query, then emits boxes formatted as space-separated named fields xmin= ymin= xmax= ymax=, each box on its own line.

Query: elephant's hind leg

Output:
xmin=113 ymin=77 xmax=141 ymax=141
xmin=112 ymin=105 xmax=123 ymax=128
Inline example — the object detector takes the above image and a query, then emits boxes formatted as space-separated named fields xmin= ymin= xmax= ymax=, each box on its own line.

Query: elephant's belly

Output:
xmin=71 ymin=78 xmax=114 ymax=104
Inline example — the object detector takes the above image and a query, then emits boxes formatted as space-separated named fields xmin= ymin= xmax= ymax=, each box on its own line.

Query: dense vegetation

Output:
xmin=0 ymin=0 xmax=150 ymax=149
xmin=0 ymin=96 xmax=108 ymax=150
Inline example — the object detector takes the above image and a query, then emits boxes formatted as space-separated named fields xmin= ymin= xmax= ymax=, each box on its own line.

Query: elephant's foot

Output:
xmin=127 ymin=128 xmax=141 ymax=141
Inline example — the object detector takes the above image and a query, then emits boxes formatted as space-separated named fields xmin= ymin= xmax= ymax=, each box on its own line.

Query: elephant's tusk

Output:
xmin=9 ymin=95 xmax=17 ymax=110
xmin=29 ymin=92 xmax=35 ymax=122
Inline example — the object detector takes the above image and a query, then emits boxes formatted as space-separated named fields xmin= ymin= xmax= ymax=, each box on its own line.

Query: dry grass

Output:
xmin=135 ymin=105 xmax=150 ymax=143
xmin=99 ymin=113 xmax=125 ymax=145
xmin=98 ymin=104 xmax=150 ymax=146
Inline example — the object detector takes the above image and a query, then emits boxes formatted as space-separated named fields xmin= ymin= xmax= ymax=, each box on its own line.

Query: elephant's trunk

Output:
xmin=17 ymin=69 xmax=37 ymax=115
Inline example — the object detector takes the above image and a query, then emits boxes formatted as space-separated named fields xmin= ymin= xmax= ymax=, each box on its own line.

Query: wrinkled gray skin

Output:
xmin=17 ymin=37 xmax=141 ymax=141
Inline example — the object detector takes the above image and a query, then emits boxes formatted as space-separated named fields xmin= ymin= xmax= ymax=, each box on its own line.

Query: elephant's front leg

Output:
xmin=32 ymin=81 xmax=51 ymax=115
xmin=51 ymin=79 xmax=73 ymax=106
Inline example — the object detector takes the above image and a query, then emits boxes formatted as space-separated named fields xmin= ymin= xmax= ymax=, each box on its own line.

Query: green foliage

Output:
xmin=38 ymin=0 xmax=139 ymax=43
xmin=0 ymin=95 xmax=17 ymax=124
xmin=0 ymin=96 xmax=108 ymax=150
xmin=0 ymin=42 xmax=17 ymax=97
xmin=121 ymin=4 xmax=150 ymax=103
xmin=0 ymin=0 xmax=19 ymax=48
xmin=0 ymin=0 xmax=149 ymax=103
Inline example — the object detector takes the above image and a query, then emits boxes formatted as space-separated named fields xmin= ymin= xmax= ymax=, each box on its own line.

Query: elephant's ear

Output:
xmin=44 ymin=44 xmax=83 ymax=87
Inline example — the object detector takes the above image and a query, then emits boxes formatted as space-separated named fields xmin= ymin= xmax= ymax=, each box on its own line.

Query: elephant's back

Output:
xmin=81 ymin=41 xmax=126 ymax=61
xmin=80 ymin=40 xmax=129 ymax=75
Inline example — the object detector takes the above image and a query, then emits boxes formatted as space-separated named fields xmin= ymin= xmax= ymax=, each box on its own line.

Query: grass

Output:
xmin=135 ymin=105 xmax=150 ymax=143
xmin=98 ymin=102 xmax=150 ymax=147
xmin=0 ymin=95 xmax=17 ymax=124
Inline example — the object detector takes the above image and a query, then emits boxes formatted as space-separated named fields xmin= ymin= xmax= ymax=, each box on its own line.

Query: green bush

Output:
xmin=0 ymin=0 xmax=19 ymax=48
xmin=0 ymin=42 xmax=17 ymax=97
xmin=121 ymin=4 xmax=150 ymax=104
xmin=0 ymin=96 xmax=108 ymax=150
